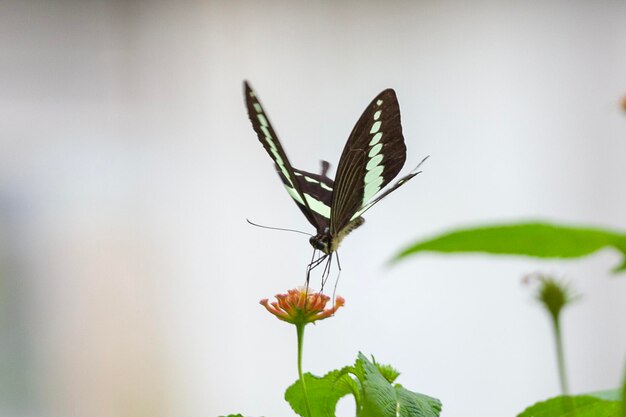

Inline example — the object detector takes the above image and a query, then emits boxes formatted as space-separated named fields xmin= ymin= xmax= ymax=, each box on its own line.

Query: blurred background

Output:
xmin=1 ymin=1 xmax=626 ymax=416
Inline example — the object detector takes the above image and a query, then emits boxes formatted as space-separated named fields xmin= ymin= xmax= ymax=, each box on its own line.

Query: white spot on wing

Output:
xmin=363 ymin=177 xmax=383 ymax=202
xmin=257 ymin=114 xmax=269 ymax=126
xmin=285 ymin=186 xmax=304 ymax=205
xmin=269 ymin=147 xmax=284 ymax=166
xmin=366 ymin=154 xmax=383 ymax=170
xmin=260 ymin=125 xmax=272 ymax=140
xmin=255 ymin=107 xmax=294 ymax=187
xmin=364 ymin=166 xmax=384 ymax=183
xmin=361 ymin=101 xmax=387 ymax=205
xmin=368 ymin=143 xmax=383 ymax=158
xmin=304 ymin=194 xmax=331 ymax=218
xmin=370 ymin=132 xmax=383 ymax=146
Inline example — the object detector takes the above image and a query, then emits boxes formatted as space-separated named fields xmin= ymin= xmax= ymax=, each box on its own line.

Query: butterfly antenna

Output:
xmin=410 ymin=155 xmax=430 ymax=174
xmin=246 ymin=218 xmax=313 ymax=237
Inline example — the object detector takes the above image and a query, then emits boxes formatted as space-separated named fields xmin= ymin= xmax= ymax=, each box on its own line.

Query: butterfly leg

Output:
xmin=330 ymin=251 xmax=342 ymax=303
xmin=305 ymin=248 xmax=317 ymax=289
xmin=306 ymin=250 xmax=328 ymax=287
xmin=335 ymin=251 xmax=342 ymax=272
xmin=320 ymin=252 xmax=334 ymax=291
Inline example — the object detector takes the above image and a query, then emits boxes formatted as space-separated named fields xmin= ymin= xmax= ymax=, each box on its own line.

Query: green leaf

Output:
xmin=517 ymin=395 xmax=620 ymax=417
xmin=376 ymin=363 xmax=401 ymax=384
xmin=285 ymin=369 xmax=353 ymax=417
xmin=286 ymin=354 xmax=441 ymax=417
xmin=335 ymin=366 xmax=362 ymax=405
xmin=358 ymin=353 xmax=397 ymax=417
xmin=393 ymin=385 xmax=443 ymax=417
xmin=357 ymin=353 xmax=442 ymax=417
xmin=392 ymin=222 xmax=626 ymax=272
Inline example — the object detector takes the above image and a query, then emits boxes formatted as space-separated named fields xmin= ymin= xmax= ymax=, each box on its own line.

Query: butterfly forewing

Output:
xmin=244 ymin=81 xmax=331 ymax=232
xmin=330 ymin=89 xmax=407 ymax=235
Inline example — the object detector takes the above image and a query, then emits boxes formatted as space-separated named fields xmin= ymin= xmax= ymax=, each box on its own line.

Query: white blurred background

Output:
xmin=1 ymin=1 xmax=626 ymax=416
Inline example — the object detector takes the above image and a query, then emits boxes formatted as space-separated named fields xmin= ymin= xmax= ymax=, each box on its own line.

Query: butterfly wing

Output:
xmin=245 ymin=81 xmax=329 ymax=231
xmin=330 ymin=89 xmax=410 ymax=235
xmin=292 ymin=164 xmax=334 ymax=230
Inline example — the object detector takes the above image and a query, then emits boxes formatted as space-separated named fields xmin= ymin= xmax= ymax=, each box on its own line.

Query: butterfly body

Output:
xmin=244 ymin=81 xmax=420 ymax=264
xmin=310 ymin=216 xmax=365 ymax=255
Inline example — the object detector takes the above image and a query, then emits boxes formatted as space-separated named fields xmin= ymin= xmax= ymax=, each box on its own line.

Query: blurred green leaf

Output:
xmin=392 ymin=222 xmax=626 ymax=272
xmin=517 ymin=395 xmax=620 ymax=417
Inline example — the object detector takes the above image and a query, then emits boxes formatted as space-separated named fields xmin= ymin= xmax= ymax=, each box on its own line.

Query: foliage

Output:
xmin=392 ymin=221 xmax=626 ymax=272
xmin=517 ymin=393 xmax=621 ymax=417
xmin=285 ymin=353 xmax=441 ymax=417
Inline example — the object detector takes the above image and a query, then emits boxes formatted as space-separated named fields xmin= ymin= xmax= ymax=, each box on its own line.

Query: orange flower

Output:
xmin=260 ymin=287 xmax=345 ymax=325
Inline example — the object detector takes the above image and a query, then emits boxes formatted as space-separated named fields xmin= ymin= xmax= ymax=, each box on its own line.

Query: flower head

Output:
xmin=260 ymin=287 xmax=345 ymax=325
xmin=523 ymin=272 xmax=579 ymax=321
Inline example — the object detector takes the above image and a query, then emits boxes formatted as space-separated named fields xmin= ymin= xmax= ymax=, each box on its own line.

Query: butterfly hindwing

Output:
xmin=330 ymin=89 xmax=407 ymax=235
xmin=245 ymin=81 xmax=331 ymax=231
xmin=292 ymin=163 xmax=333 ymax=230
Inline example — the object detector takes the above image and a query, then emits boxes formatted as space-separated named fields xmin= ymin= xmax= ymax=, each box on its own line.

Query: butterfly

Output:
xmin=244 ymin=81 xmax=423 ymax=279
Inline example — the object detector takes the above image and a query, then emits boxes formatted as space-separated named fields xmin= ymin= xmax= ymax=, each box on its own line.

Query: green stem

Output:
xmin=551 ymin=315 xmax=569 ymax=396
xmin=296 ymin=323 xmax=313 ymax=417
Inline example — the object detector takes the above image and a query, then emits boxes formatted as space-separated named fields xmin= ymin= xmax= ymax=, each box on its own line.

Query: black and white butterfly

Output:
xmin=244 ymin=81 xmax=423 ymax=281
